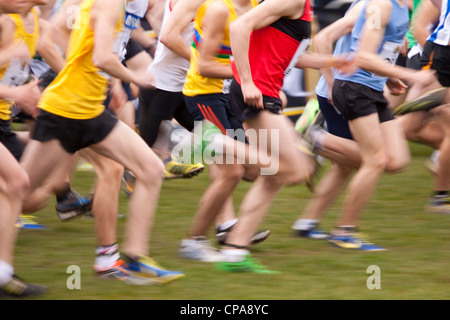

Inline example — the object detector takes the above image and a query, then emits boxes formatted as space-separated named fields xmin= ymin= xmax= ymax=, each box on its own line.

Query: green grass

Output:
xmin=12 ymin=142 xmax=450 ymax=300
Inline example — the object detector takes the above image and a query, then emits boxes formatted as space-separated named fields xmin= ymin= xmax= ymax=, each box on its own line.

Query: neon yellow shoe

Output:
xmin=164 ymin=159 xmax=204 ymax=180
xmin=295 ymin=98 xmax=320 ymax=135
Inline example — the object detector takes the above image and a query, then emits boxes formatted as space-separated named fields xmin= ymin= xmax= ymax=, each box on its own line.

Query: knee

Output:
xmin=9 ymin=170 xmax=30 ymax=200
xmin=94 ymin=160 xmax=124 ymax=186
xmin=367 ymin=151 xmax=389 ymax=175
xmin=385 ymin=153 xmax=410 ymax=174
xmin=214 ymin=164 xmax=245 ymax=188
xmin=140 ymin=159 xmax=165 ymax=183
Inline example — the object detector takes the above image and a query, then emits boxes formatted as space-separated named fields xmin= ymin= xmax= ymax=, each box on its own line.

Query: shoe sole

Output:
xmin=57 ymin=205 xmax=92 ymax=222
xmin=393 ymin=87 xmax=447 ymax=115
xmin=328 ymin=240 xmax=386 ymax=251
xmin=95 ymin=273 xmax=155 ymax=286
xmin=127 ymin=271 xmax=185 ymax=285
xmin=164 ymin=167 xmax=205 ymax=180
xmin=215 ymin=263 xmax=280 ymax=274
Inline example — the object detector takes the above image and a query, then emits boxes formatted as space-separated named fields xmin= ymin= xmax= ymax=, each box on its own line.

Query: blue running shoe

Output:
xmin=124 ymin=254 xmax=185 ymax=284
xmin=427 ymin=194 xmax=450 ymax=214
xmin=328 ymin=234 xmax=386 ymax=251
xmin=294 ymin=229 xmax=329 ymax=240
xmin=94 ymin=259 xmax=153 ymax=285
xmin=16 ymin=215 xmax=47 ymax=230
xmin=56 ymin=190 xmax=93 ymax=221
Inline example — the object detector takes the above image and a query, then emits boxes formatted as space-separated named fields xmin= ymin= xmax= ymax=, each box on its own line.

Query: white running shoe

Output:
xmin=179 ymin=237 xmax=223 ymax=262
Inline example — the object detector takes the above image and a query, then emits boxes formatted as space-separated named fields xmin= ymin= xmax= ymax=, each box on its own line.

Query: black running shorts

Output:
xmin=332 ymin=79 xmax=394 ymax=122
xmin=420 ymin=41 xmax=450 ymax=87
xmin=32 ymin=109 xmax=118 ymax=154
xmin=229 ymin=77 xmax=282 ymax=123
xmin=0 ymin=119 xmax=24 ymax=161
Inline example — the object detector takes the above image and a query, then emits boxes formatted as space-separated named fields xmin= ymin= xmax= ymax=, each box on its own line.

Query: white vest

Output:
xmin=148 ymin=0 xmax=193 ymax=92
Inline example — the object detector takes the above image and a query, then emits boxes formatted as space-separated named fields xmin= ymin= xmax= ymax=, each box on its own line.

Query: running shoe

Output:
xmin=216 ymin=225 xmax=271 ymax=246
xmin=15 ymin=215 xmax=47 ymax=230
xmin=327 ymin=233 xmax=386 ymax=251
xmin=55 ymin=191 xmax=93 ymax=222
xmin=392 ymin=87 xmax=447 ymax=115
xmin=123 ymin=254 xmax=184 ymax=284
xmin=164 ymin=159 xmax=205 ymax=179
xmin=424 ymin=150 xmax=440 ymax=176
xmin=427 ymin=194 xmax=450 ymax=214
xmin=94 ymin=259 xmax=152 ymax=285
xmin=216 ymin=254 xmax=280 ymax=274
xmin=294 ymin=228 xmax=330 ymax=240
xmin=295 ymin=98 xmax=320 ymax=135
xmin=179 ymin=237 xmax=223 ymax=262
xmin=121 ymin=170 xmax=136 ymax=198
xmin=0 ymin=274 xmax=47 ymax=298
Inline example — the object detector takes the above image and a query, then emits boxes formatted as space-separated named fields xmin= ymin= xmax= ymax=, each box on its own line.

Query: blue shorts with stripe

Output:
xmin=183 ymin=93 xmax=243 ymax=135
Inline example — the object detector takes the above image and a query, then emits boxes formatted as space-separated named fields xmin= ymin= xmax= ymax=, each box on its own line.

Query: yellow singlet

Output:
xmin=39 ymin=0 xmax=123 ymax=120
xmin=182 ymin=0 xmax=258 ymax=97
xmin=0 ymin=8 xmax=39 ymax=121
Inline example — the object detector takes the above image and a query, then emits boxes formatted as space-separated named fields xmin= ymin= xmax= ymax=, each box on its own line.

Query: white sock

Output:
xmin=292 ymin=219 xmax=319 ymax=231
xmin=220 ymin=249 xmax=249 ymax=262
xmin=217 ymin=218 xmax=238 ymax=231
xmin=0 ymin=260 xmax=14 ymax=286
xmin=311 ymin=126 xmax=327 ymax=150
xmin=94 ymin=244 xmax=120 ymax=271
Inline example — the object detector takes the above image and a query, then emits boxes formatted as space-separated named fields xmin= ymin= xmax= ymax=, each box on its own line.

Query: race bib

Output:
xmin=1 ymin=58 xmax=30 ymax=87
xmin=379 ymin=40 xmax=401 ymax=65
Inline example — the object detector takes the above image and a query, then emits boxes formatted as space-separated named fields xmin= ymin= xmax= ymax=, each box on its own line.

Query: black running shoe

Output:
xmin=56 ymin=191 xmax=93 ymax=221
xmin=216 ymin=226 xmax=271 ymax=246
xmin=0 ymin=275 xmax=47 ymax=298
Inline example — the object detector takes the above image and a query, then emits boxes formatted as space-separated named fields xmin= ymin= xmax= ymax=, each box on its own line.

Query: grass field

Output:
xmin=11 ymin=142 xmax=450 ymax=300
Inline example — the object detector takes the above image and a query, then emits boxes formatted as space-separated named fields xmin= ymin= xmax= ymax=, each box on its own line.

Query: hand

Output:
xmin=13 ymin=80 xmax=41 ymax=118
xmin=108 ymin=80 xmax=128 ymax=114
xmin=386 ymin=77 xmax=408 ymax=96
xmin=241 ymin=81 xmax=263 ymax=109
xmin=329 ymin=54 xmax=356 ymax=75
xmin=134 ymin=69 xmax=156 ymax=89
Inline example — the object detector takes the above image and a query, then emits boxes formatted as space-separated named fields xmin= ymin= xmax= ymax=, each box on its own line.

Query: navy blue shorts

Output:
xmin=317 ymin=95 xmax=353 ymax=140
xmin=184 ymin=92 xmax=243 ymax=135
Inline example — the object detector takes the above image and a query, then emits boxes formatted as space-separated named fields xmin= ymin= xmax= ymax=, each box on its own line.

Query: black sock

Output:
xmin=434 ymin=191 xmax=448 ymax=197
xmin=55 ymin=183 xmax=71 ymax=202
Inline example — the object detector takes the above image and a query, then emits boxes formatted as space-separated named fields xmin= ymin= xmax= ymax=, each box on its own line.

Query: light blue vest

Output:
xmin=335 ymin=0 xmax=409 ymax=92
xmin=315 ymin=0 xmax=362 ymax=99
